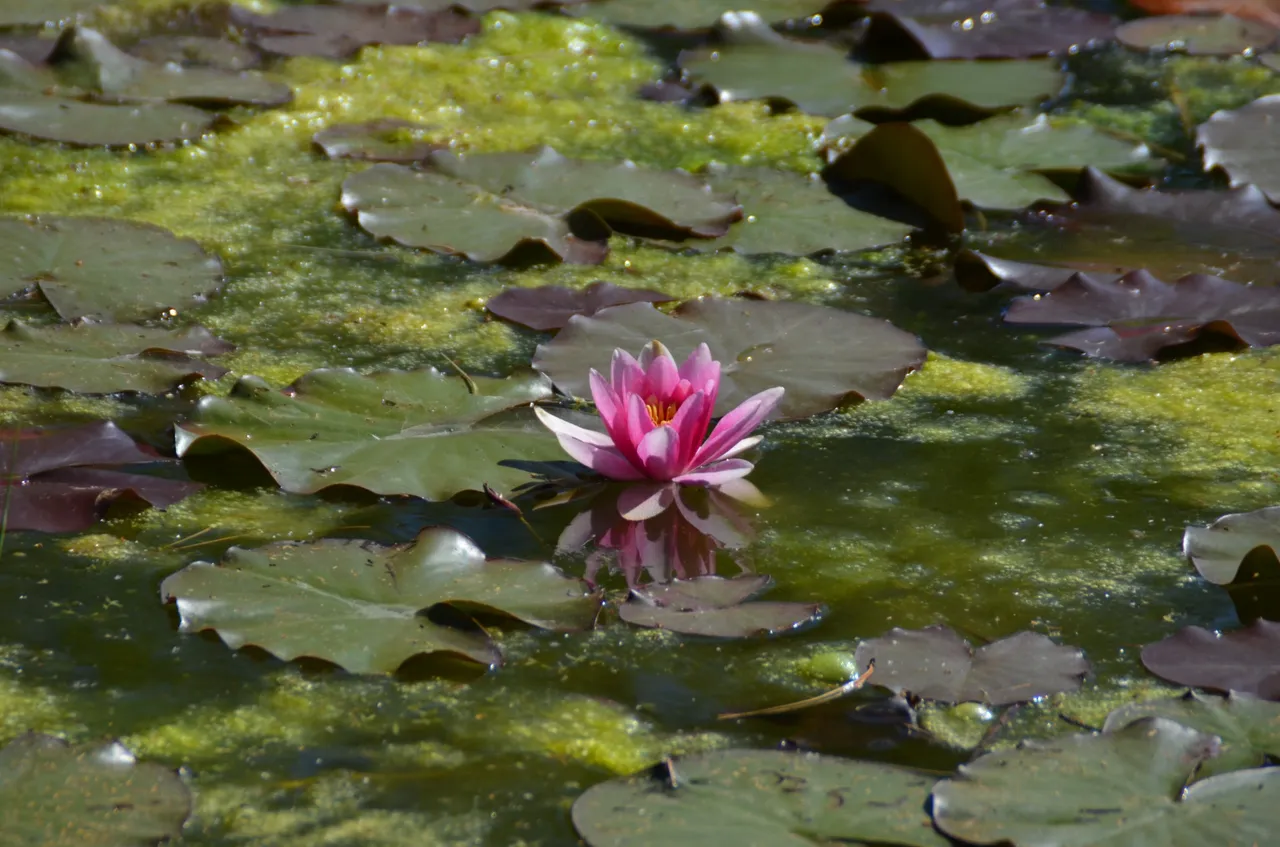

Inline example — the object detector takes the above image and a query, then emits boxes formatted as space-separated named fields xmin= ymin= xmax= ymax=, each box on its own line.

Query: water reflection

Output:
xmin=553 ymin=480 xmax=767 ymax=588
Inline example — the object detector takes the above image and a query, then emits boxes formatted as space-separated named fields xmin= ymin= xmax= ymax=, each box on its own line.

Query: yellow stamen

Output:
xmin=645 ymin=399 xmax=678 ymax=426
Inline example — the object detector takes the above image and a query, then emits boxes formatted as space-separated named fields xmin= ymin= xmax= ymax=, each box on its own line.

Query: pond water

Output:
xmin=2 ymin=1 xmax=1279 ymax=844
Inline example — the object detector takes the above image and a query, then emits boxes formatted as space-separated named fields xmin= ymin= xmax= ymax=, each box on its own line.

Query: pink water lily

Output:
xmin=534 ymin=341 xmax=783 ymax=486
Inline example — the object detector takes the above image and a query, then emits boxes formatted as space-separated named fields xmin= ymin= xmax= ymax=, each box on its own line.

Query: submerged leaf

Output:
xmin=534 ymin=298 xmax=927 ymax=420
xmin=1198 ymin=94 xmax=1280 ymax=202
xmin=851 ymin=625 xmax=1089 ymax=705
xmin=572 ymin=749 xmax=950 ymax=847
xmin=0 ymin=215 xmax=224 ymax=322
xmin=486 ymin=281 xmax=676 ymax=330
xmin=175 ymin=367 xmax=564 ymax=500
xmin=0 ymin=732 xmax=191 ymax=847
xmin=161 ymin=527 xmax=601 ymax=674
xmin=1141 ymin=619 xmax=1280 ymax=698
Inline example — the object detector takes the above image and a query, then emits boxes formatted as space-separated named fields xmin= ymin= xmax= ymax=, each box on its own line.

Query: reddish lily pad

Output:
xmin=1127 ymin=0 xmax=1280 ymax=28
xmin=0 ymin=321 xmax=231 ymax=394
xmin=0 ymin=215 xmax=224 ymax=322
xmin=933 ymin=718 xmax=1280 ymax=846
xmin=533 ymin=298 xmax=927 ymax=420
xmin=1198 ymin=94 xmax=1280 ymax=203
xmin=1141 ymin=619 xmax=1280 ymax=699
xmin=161 ymin=527 xmax=602 ymax=674
xmin=0 ymin=733 xmax=192 ymax=847
xmin=1116 ymin=13 xmax=1277 ymax=55
xmin=851 ymin=625 xmax=1090 ymax=705
xmin=954 ymin=250 xmax=1121 ymax=292
xmin=313 ymin=119 xmax=444 ymax=163
xmin=1 ymin=421 xmax=202 ymax=533
xmin=486 ymin=281 xmax=676 ymax=330
xmin=1003 ymin=270 xmax=1280 ymax=362
xmin=228 ymin=4 xmax=479 ymax=59
xmin=863 ymin=0 xmax=1118 ymax=60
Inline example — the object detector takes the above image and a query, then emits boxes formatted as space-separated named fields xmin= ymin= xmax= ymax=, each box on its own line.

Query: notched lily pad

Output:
xmin=534 ymin=298 xmax=927 ymax=420
xmin=1103 ymin=691 xmax=1280 ymax=778
xmin=933 ymin=718 xmax=1279 ymax=847
xmin=228 ymin=4 xmax=480 ymax=59
xmin=161 ymin=527 xmax=602 ymax=674
xmin=1117 ymin=13 xmax=1277 ymax=55
xmin=314 ymin=119 xmax=444 ymax=163
xmin=1141 ymin=619 xmax=1280 ymax=699
xmin=1184 ymin=505 xmax=1280 ymax=585
xmin=0 ymin=215 xmax=224 ymax=322
xmin=0 ymin=320 xmax=231 ymax=393
xmin=572 ymin=748 xmax=950 ymax=847
xmin=175 ymin=367 xmax=565 ymax=501
xmin=619 ymin=575 xmax=823 ymax=638
xmin=851 ymin=625 xmax=1090 ymax=705
xmin=1 ymin=421 xmax=201 ymax=533
xmin=486 ymin=281 xmax=676 ymax=330
xmin=1198 ymin=94 xmax=1280 ymax=203
xmin=1003 ymin=269 xmax=1280 ymax=362
xmin=0 ymin=732 xmax=191 ymax=847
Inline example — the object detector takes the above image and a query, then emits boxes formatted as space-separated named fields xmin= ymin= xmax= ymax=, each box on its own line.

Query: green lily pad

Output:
xmin=160 ymin=527 xmax=602 ymax=674
xmin=679 ymin=18 xmax=1064 ymax=118
xmin=1198 ymin=94 xmax=1280 ymax=203
xmin=128 ymin=35 xmax=262 ymax=71
xmin=0 ymin=215 xmax=224 ymax=322
xmin=314 ymin=119 xmax=444 ymax=163
xmin=1103 ymin=691 xmax=1280 ymax=779
xmin=0 ymin=321 xmax=231 ymax=393
xmin=533 ymin=298 xmax=927 ymax=420
xmin=0 ymin=88 xmax=217 ymax=147
xmin=932 ymin=718 xmax=1280 ymax=846
xmin=175 ymin=367 xmax=565 ymax=500
xmin=1184 ymin=505 xmax=1280 ymax=584
xmin=823 ymin=112 xmax=1157 ymax=218
xmin=0 ymin=0 xmax=105 ymax=27
xmin=53 ymin=27 xmax=292 ymax=108
xmin=695 ymin=166 xmax=915 ymax=255
xmin=0 ymin=732 xmax=191 ymax=847
xmin=576 ymin=0 xmax=860 ymax=31
xmin=572 ymin=748 xmax=950 ymax=847
xmin=618 ymin=598 xmax=824 ymax=637
xmin=1116 ymin=13 xmax=1277 ymax=55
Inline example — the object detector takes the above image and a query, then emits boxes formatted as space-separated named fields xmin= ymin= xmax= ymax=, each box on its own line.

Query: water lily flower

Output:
xmin=535 ymin=341 xmax=783 ymax=486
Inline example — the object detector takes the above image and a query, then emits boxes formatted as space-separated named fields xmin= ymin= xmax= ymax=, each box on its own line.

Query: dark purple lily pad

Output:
xmin=954 ymin=250 xmax=1122 ymax=292
xmin=486 ymin=281 xmax=676 ymax=331
xmin=1198 ymin=94 xmax=1280 ymax=203
xmin=228 ymin=4 xmax=479 ymax=59
xmin=534 ymin=298 xmax=927 ymax=420
xmin=863 ymin=0 xmax=1119 ymax=60
xmin=575 ymin=0 xmax=866 ymax=32
xmin=1116 ymin=13 xmax=1277 ymax=55
xmin=1141 ymin=620 xmax=1280 ymax=699
xmin=851 ymin=626 xmax=1090 ymax=705
xmin=0 ymin=35 xmax=58 ymax=64
xmin=619 ymin=597 xmax=824 ymax=637
xmin=1 ymin=422 xmax=202 ymax=533
xmin=1004 ymin=270 xmax=1280 ymax=362
xmin=313 ymin=119 xmax=444 ymax=163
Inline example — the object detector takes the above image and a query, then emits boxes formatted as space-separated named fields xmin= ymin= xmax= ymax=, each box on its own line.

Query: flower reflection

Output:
xmin=556 ymin=479 xmax=766 ymax=588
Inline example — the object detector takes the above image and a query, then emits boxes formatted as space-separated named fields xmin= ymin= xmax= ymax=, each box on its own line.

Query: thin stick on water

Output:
xmin=439 ymin=353 xmax=478 ymax=395
xmin=717 ymin=659 xmax=876 ymax=720
xmin=0 ymin=432 xmax=18 ymax=561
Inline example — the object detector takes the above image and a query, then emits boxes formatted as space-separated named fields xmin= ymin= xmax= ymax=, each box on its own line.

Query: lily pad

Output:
xmin=576 ymin=0 xmax=861 ymax=31
xmin=175 ymin=367 xmax=565 ymax=500
xmin=823 ymin=114 xmax=1157 ymax=217
xmin=619 ymin=596 xmax=824 ymax=637
xmin=1128 ymin=0 xmax=1280 ymax=28
xmin=1198 ymin=94 xmax=1280 ymax=203
xmin=0 ymin=0 xmax=105 ymax=27
xmin=1 ymin=421 xmax=202 ymax=533
xmin=850 ymin=625 xmax=1090 ymax=705
xmin=53 ymin=27 xmax=292 ymax=108
xmin=0 ymin=89 xmax=217 ymax=147
xmin=0 ymin=321 xmax=231 ymax=393
xmin=933 ymin=718 xmax=1280 ymax=847
xmin=572 ymin=748 xmax=950 ymax=847
xmin=1184 ymin=505 xmax=1280 ymax=585
xmin=958 ymin=168 xmax=1280 ymax=287
xmin=160 ymin=527 xmax=602 ymax=673
xmin=341 ymin=164 xmax=609 ymax=264
xmin=679 ymin=20 xmax=1064 ymax=118
xmin=313 ymin=119 xmax=444 ymax=163
xmin=1117 ymin=13 xmax=1277 ymax=55
xmin=344 ymin=0 xmax=587 ymax=10
xmin=128 ymin=35 xmax=262 ymax=71
xmin=0 ymin=215 xmax=224 ymax=322
xmin=228 ymin=4 xmax=480 ymax=59
xmin=0 ymin=36 xmax=58 ymax=64
xmin=486 ymin=281 xmax=676 ymax=330
xmin=1003 ymin=269 xmax=1280 ymax=362
xmin=954 ymin=250 xmax=1121 ymax=292
xmin=533 ymin=298 xmax=927 ymax=420
xmin=1103 ymin=691 xmax=1280 ymax=778
xmin=863 ymin=0 xmax=1118 ymax=60
xmin=1141 ymin=619 xmax=1280 ymax=699
xmin=0 ymin=732 xmax=191 ymax=847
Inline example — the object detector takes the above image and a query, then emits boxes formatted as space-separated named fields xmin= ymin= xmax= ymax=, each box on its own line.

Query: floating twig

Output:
xmin=718 ymin=659 xmax=875 ymax=720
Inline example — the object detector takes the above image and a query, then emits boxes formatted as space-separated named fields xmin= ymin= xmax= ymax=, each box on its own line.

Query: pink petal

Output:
xmin=616 ymin=482 xmax=676 ymax=521
xmin=678 ymin=343 xmax=719 ymax=388
xmin=673 ymin=458 xmax=755 ymax=487
xmin=644 ymin=352 xmax=681 ymax=401
xmin=534 ymin=406 xmax=613 ymax=447
xmin=636 ymin=425 xmax=682 ymax=480
xmin=534 ymin=407 xmax=646 ymax=480
xmin=588 ymin=369 xmax=621 ymax=428
xmin=611 ymin=349 xmax=644 ymax=398
xmin=692 ymin=387 xmax=784 ymax=468
xmin=625 ymin=392 xmax=656 ymax=441
xmin=637 ymin=340 xmax=673 ymax=370
xmin=664 ymin=390 xmax=708 ymax=471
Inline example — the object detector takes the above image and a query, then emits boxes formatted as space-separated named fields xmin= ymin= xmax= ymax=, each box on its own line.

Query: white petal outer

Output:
xmin=534 ymin=408 xmax=644 ymax=480
xmin=716 ymin=434 xmax=762 ymax=461
xmin=534 ymin=406 xmax=613 ymax=446
xmin=674 ymin=458 xmax=755 ymax=486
